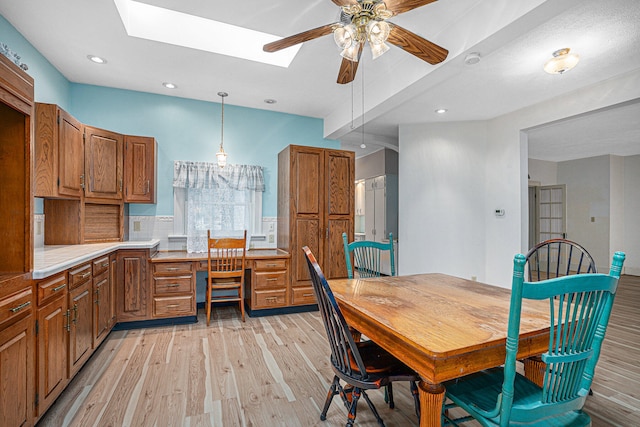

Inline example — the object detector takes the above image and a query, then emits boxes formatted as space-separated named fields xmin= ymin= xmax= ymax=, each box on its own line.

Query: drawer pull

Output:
xmin=266 ymin=263 xmax=277 ymax=267
xmin=166 ymin=304 xmax=180 ymax=308
xmin=166 ymin=267 xmax=179 ymax=271
xmin=266 ymin=278 xmax=278 ymax=282
xmin=265 ymin=297 xmax=280 ymax=303
xmin=101 ymin=262 xmax=109 ymax=268
xmin=303 ymin=293 xmax=314 ymax=297
xmin=166 ymin=283 xmax=181 ymax=288
xmin=80 ymin=272 xmax=91 ymax=279
xmin=9 ymin=301 xmax=31 ymax=313
xmin=53 ymin=283 xmax=67 ymax=292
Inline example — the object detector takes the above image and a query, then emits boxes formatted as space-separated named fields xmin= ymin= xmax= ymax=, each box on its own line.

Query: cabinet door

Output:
xmin=0 ymin=315 xmax=34 ymax=427
xmin=109 ymin=254 xmax=117 ymax=328
xmin=92 ymin=270 xmax=110 ymax=348
xmin=58 ymin=108 xmax=84 ymax=198
xmin=37 ymin=295 xmax=68 ymax=416
xmin=117 ymin=250 xmax=149 ymax=322
xmin=124 ymin=135 xmax=156 ymax=203
xmin=84 ymin=126 xmax=123 ymax=200
xmin=68 ymin=282 xmax=92 ymax=377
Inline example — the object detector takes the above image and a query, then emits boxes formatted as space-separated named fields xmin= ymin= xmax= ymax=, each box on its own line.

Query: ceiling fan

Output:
xmin=263 ymin=0 xmax=448 ymax=84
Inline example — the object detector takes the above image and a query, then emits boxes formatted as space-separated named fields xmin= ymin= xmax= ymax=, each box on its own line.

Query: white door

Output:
xmin=536 ymin=184 xmax=566 ymax=243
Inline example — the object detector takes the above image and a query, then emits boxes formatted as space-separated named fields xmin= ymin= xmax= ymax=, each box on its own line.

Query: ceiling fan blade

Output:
xmin=263 ymin=23 xmax=337 ymax=52
xmin=337 ymin=44 xmax=364 ymax=84
xmin=387 ymin=24 xmax=448 ymax=64
xmin=331 ymin=0 xmax=358 ymax=6
xmin=384 ymin=0 xmax=438 ymax=15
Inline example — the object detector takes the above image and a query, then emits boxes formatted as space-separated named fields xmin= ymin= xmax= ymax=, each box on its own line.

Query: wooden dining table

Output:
xmin=328 ymin=273 xmax=551 ymax=427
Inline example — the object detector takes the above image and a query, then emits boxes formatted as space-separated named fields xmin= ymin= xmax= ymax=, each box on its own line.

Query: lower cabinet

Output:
xmin=151 ymin=262 xmax=195 ymax=318
xmin=0 ymin=274 xmax=35 ymax=427
xmin=249 ymin=259 xmax=289 ymax=310
xmin=36 ymin=273 xmax=69 ymax=417
xmin=68 ymin=263 xmax=93 ymax=379
xmin=92 ymin=255 xmax=111 ymax=348
xmin=116 ymin=250 xmax=149 ymax=322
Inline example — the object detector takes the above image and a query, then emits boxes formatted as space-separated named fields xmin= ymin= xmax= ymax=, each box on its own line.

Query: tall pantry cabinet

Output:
xmin=278 ymin=145 xmax=354 ymax=305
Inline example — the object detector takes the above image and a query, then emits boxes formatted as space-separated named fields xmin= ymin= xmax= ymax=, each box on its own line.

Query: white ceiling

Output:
xmin=2 ymin=0 xmax=639 ymax=160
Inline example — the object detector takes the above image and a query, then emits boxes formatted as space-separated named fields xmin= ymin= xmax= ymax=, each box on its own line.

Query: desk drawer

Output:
xmin=153 ymin=276 xmax=193 ymax=295
xmin=291 ymin=286 xmax=316 ymax=305
xmin=154 ymin=262 xmax=193 ymax=275
xmin=153 ymin=295 xmax=195 ymax=317
xmin=69 ymin=263 xmax=92 ymax=289
xmin=37 ymin=273 xmax=67 ymax=306
xmin=253 ymin=289 xmax=287 ymax=309
xmin=92 ymin=256 xmax=110 ymax=276
xmin=254 ymin=259 xmax=287 ymax=271
xmin=0 ymin=288 xmax=33 ymax=326
xmin=254 ymin=271 xmax=287 ymax=290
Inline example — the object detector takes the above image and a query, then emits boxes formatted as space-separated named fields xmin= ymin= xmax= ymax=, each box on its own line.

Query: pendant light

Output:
xmin=216 ymin=91 xmax=228 ymax=168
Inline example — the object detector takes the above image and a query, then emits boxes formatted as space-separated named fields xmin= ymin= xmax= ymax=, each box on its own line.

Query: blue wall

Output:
xmin=1 ymin=15 xmax=338 ymax=217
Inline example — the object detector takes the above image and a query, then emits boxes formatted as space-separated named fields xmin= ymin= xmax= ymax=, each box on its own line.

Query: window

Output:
xmin=173 ymin=161 xmax=264 ymax=252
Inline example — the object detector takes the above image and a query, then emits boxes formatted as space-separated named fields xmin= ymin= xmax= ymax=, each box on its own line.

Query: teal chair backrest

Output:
xmin=496 ymin=251 xmax=626 ymax=426
xmin=342 ymin=232 xmax=395 ymax=278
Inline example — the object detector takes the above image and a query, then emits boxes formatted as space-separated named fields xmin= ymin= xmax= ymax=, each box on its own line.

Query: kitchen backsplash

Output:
xmin=33 ymin=214 xmax=278 ymax=251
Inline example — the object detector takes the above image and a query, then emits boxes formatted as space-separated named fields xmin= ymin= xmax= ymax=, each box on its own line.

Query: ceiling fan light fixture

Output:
xmin=544 ymin=48 xmax=580 ymax=75
xmin=367 ymin=20 xmax=390 ymax=45
xmin=341 ymin=42 xmax=361 ymax=62
xmin=370 ymin=42 xmax=390 ymax=60
xmin=334 ymin=24 xmax=357 ymax=50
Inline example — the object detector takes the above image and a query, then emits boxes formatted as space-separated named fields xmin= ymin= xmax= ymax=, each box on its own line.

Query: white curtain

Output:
xmin=173 ymin=161 xmax=265 ymax=253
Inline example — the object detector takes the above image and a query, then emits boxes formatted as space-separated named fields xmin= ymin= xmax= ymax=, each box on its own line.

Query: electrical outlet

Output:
xmin=268 ymin=234 xmax=274 ymax=243
xmin=133 ymin=221 xmax=141 ymax=231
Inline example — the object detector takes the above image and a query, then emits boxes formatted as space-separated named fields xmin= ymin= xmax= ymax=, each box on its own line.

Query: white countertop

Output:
xmin=33 ymin=240 xmax=160 ymax=279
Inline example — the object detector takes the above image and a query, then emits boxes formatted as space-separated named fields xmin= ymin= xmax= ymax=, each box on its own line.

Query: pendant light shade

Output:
xmin=216 ymin=91 xmax=228 ymax=168
xmin=544 ymin=48 xmax=580 ymax=75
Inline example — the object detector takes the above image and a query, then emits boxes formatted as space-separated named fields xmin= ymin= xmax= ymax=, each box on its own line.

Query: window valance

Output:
xmin=173 ymin=161 xmax=265 ymax=191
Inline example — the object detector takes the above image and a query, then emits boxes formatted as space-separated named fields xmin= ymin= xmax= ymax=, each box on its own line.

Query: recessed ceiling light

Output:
xmin=360 ymin=143 xmax=367 ymax=149
xmin=163 ymin=82 xmax=177 ymax=89
xmin=464 ymin=52 xmax=481 ymax=65
xmin=87 ymin=55 xmax=107 ymax=64
xmin=435 ymin=108 xmax=448 ymax=114
xmin=264 ymin=99 xmax=277 ymax=104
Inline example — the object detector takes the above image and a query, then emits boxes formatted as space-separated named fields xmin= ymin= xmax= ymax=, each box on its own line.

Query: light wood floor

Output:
xmin=38 ymin=275 xmax=640 ymax=427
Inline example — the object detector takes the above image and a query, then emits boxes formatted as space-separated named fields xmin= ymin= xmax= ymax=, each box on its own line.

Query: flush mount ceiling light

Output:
xmin=163 ymin=82 xmax=177 ymax=89
xmin=435 ymin=108 xmax=447 ymax=114
xmin=544 ymin=48 xmax=580 ymax=75
xmin=216 ymin=92 xmax=229 ymax=168
xmin=264 ymin=99 xmax=277 ymax=104
xmin=464 ymin=52 xmax=481 ymax=65
xmin=87 ymin=55 xmax=107 ymax=64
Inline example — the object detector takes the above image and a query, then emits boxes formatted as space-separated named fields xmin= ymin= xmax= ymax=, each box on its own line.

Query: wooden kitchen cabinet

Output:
xmin=67 ymin=264 xmax=93 ymax=378
xmin=109 ymin=253 xmax=117 ymax=328
xmin=0 ymin=274 xmax=35 ymax=427
xmin=92 ymin=255 xmax=112 ymax=348
xmin=277 ymin=145 xmax=354 ymax=306
xmin=151 ymin=262 xmax=195 ymax=319
xmin=34 ymin=103 xmax=84 ymax=200
xmin=249 ymin=259 xmax=289 ymax=310
xmin=84 ymin=126 xmax=124 ymax=201
xmin=36 ymin=273 xmax=68 ymax=417
xmin=124 ymin=135 xmax=157 ymax=203
xmin=116 ymin=250 xmax=150 ymax=322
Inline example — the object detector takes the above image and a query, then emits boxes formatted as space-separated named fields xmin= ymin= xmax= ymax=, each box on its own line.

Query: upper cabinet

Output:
xmin=84 ymin=126 xmax=124 ymax=201
xmin=124 ymin=135 xmax=157 ymax=204
xmin=35 ymin=104 xmax=84 ymax=199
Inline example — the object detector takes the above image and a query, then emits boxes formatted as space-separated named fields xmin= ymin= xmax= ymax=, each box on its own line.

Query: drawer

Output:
xmin=0 ymin=288 xmax=33 ymax=326
xmin=253 ymin=271 xmax=287 ymax=290
xmin=37 ymin=273 xmax=67 ymax=305
xmin=254 ymin=259 xmax=287 ymax=271
xmin=69 ymin=263 xmax=92 ymax=288
xmin=291 ymin=286 xmax=316 ymax=306
xmin=153 ymin=295 xmax=195 ymax=318
xmin=153 ymin=262 xmax=193 ymax=276
xmin=92 ymin=255 xmax=110 ymax=276
xmin=253 ymin=289 xmax=287 ymax=309
xmin=153 ymin=276 xmax=193 ymax=295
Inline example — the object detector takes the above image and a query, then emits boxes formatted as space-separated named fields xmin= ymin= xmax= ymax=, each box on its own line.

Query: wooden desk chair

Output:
xmin=303 ymin=246 xmax=420 ymax=426
xmin=206 ymin=230 xmax=247 ymax=325
xmin=525 ymin=238 xmax=596 ymax=282
xmin=442 ymin=251 xmax=625 ymax=427
xmin=342 ymin=232 xmax=395 ymax=279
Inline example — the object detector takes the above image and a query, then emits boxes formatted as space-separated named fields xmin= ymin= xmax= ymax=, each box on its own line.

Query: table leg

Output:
xmin=523 ymin=356 xmax=545 ymax=387
xmin=418 ymin=380 xmax=445 ymax=427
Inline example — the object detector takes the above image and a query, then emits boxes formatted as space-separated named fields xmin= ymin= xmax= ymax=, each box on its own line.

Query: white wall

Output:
xmin=398 ymin=69 xmax=640 ymax=288
xmin=558 ymin=156 xmax=611 ymax=271
xmin=528 ymin=159 xmax=557 ymax=185
xmin=398 ymin=121 xmax=487 ymax=280
xmin=624 ymin=155 xmax=640 ymax=275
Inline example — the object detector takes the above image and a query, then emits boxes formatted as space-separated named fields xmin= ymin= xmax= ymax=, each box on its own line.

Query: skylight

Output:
xmin=113 ymin=0 xmax=301 ymax=67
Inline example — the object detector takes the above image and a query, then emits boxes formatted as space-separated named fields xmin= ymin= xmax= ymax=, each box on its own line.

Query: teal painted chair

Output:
xmin=342 ymin=232 xmax=395 ymax=279
xmin=302 ymin=246 xmax=420 ymax=426
xmin=442 ymin=251 xmax=626 ymax=427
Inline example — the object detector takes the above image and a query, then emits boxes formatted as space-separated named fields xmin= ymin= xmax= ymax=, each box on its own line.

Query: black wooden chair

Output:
xmin=302 ymin=246 xmax=420 ymax=426
xmin=525 ymin=238 xmax=596 ymax=281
